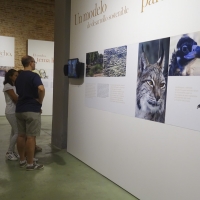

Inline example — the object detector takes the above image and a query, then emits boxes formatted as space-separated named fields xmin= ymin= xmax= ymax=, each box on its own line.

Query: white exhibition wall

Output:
xmin=67 ymin=1 xmax=200 ymax=200
xmin=28 ymin=39 xmax=54 ymax=115
xmin=0 ymin=36 xmax=14 ymax=116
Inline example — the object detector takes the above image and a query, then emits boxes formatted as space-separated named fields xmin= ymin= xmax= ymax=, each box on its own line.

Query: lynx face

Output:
xmin=136 ymin=52 xmax=166 ymax=122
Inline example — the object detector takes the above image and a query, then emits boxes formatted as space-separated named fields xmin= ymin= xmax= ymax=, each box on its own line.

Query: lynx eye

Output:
xmin=160 ymin=82 xmax=165 ymax=88
xmin=147 ymin=80 xmax=154 ymax=87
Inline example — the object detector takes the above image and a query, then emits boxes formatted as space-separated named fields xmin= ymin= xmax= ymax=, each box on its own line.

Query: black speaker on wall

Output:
xmin=63 ymin=64 xmax=68 ymax=76
xmin=63 ymin=58 xmax=84 ymax=78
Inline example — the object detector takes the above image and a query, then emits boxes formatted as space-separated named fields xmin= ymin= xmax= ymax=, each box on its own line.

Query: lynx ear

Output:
xmin=140 ymin=52 xmax=149 ymax=69
xmin=157 ymin=57 xmax=162 ymax=66
xmin=157 ymin=43 xmax=164 ymax=68
xmin=138 ymin=52 xmax=149 ymax=77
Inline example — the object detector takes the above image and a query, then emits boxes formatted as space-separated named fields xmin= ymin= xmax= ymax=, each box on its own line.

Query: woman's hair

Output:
xmin=3 ymin=69 xmax=17 ymax=86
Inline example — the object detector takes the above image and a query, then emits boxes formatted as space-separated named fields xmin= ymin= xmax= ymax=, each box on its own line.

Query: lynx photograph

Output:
xmin=135 ymin=38 xmax=170 ymax=123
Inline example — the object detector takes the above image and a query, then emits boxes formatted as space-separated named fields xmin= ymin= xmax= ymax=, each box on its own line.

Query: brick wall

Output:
xmin=0 ymin=0 xmax=54 ymax=70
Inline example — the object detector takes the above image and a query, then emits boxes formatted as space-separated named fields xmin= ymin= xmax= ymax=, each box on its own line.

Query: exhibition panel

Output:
xmin=0 ymin=36 xmax=15 ymax=116
xmin=67 ymin=1 xmax=200 ymax=200
xmin=28 ymin=39 xmax=54 ymax=115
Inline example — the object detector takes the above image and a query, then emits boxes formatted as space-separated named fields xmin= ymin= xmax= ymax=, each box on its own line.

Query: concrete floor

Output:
xmin=0 ymin=116 xmax=138 ymax=200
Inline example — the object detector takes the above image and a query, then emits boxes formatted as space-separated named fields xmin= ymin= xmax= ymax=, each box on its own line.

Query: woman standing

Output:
xmin=3 ymin=69 xmax=19 ymax=160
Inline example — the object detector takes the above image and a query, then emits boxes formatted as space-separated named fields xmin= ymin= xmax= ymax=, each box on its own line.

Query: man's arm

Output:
xmin=38 ymin=85 xmax=45 ymax=104
xmin=6 ymin=89 xmax=18 ymax=104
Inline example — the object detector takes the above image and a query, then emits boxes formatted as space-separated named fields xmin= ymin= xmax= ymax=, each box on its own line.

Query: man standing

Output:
xmin=15 ymin=56 xmax=45 ymax=170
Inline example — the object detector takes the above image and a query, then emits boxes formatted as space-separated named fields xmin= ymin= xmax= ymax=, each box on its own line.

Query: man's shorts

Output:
xmin=15 ymin=112 xmax=41 ymax=136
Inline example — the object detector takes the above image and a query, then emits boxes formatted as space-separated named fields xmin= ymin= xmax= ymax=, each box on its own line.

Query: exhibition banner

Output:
xmin=0 ymin=36 xmax=14 ymax=67
xmin=0 ymin=36 xmax=15 ymax=116
xmin=28 ymin=39 xmax=54 ymax=90
xmin=28 ymin=39 xmax=54 ymax=115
